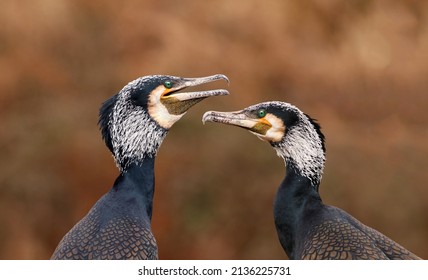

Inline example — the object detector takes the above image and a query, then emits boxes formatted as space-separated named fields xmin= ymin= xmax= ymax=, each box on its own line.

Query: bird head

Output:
xmin=99 ymin=74 xmax=229 ymax=170
xmin=203 ymin=101 xmax=325 ymax=185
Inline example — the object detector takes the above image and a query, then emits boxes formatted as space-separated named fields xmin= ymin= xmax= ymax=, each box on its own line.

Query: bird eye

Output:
xmin=164 ymin=81 xmax=173 ymax=89
xmin=257 ymin=109 xmax=267 ymax=118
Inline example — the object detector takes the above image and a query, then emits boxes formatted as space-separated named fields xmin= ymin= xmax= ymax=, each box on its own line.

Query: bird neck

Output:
xmin=273 ymin=161 xmax=323 ymax=259
xmin=110 ymin=93 xmax=168 ymax=171
xmin=272 ymin=137 xmax=324 ymax=189
xmin=271 ymin=112 xmax=326 ymax=188
xmin=112 ymin=158 xmax=156 ymax=220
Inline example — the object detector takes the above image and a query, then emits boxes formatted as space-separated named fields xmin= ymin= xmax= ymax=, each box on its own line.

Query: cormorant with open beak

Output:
xmin=51 ymin=74 xmax=229 ymax=259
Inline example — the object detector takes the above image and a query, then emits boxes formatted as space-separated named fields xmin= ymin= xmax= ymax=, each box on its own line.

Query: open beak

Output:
xmin=161 ymin=74 xmax=229 ymax=115
xmin=163 ymin=74 xmax=230 ymax=101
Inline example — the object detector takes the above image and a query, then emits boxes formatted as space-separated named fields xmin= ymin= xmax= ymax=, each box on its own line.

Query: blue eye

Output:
xmin=257 ymin=109 xmax=266 ymax=118
xmin=164 ymin=81 xmax=173 ymax=89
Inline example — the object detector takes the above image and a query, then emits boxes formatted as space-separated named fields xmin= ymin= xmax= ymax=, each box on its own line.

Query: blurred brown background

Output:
xmin=1 ymin=0 xmax=427 ymax=259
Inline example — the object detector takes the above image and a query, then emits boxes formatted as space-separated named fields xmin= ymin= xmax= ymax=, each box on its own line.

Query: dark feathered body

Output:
xmin=274 ymin=168 xmax=420 ymax=260
xmin=300 ymin=207 xmax=420 ymax=260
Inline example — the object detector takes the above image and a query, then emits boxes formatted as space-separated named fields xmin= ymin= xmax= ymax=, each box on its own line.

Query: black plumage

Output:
xmin=51 ymin=74 xmax=229 ymax=259
xmin=203 ymin=101 xmax=421 ymax=260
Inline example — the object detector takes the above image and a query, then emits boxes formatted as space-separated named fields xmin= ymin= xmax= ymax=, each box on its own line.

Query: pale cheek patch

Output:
xmin=261 ymin=114 xmax=285 ymax=142
xmin=148 ymin=86 xmax=184 ymax=129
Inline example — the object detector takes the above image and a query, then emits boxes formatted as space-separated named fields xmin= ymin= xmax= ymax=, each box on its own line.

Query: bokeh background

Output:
xmin=1 ymin=0 xmax=427 ymax=259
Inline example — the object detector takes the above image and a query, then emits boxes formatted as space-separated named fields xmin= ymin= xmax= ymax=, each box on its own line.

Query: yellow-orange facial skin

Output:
xmin=255 ymin=113 xmax=286 ymax=143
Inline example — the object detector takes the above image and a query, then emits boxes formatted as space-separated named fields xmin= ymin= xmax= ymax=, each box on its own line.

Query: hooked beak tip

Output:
xmin=202 ymin=111 xmax=213 ymax=125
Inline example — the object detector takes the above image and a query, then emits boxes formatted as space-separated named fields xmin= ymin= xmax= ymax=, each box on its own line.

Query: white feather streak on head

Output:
xmin=110 ymin=85 xmax=167 ymax=171
xmin=272 ymin=105 xmax=325 ymax=185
